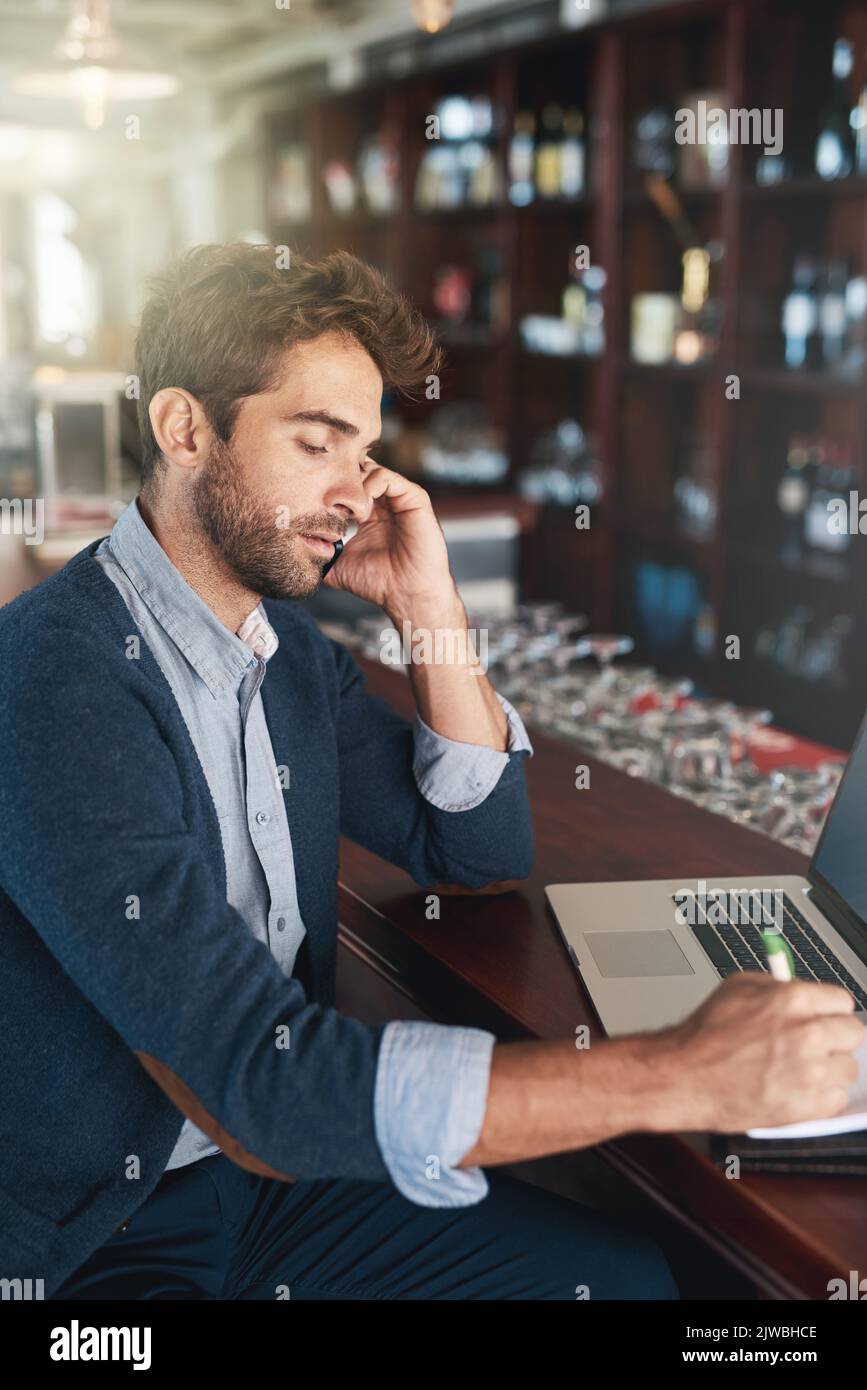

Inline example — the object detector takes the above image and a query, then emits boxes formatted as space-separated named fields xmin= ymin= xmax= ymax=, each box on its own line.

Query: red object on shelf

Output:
xmin=433 ymin=265 xmax=473 ymax=321
xmin=627 ymin=690 xmax=846 ymax=772
xmin=747 ymin=728 xmax=846 ymax=775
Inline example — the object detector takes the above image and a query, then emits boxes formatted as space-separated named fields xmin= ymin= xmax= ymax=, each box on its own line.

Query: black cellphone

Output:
xmin=321 ymin=538 xmax=344 ymax=577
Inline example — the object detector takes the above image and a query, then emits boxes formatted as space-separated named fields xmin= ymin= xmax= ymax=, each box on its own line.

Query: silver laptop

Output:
xmin=546 ymin=714 xmax=867 ymax=1036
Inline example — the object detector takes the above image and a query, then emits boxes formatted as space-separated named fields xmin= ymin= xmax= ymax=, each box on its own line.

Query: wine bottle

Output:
xmin=805 ymin=440 xmax=850 ymax=554
xmin=777 ymin=434 xmax=810 ymax=561
xmin=819 ymin=259 xmax=849 ymax=367
xmin=508 ymin=110 xmax=536 ymax=207
xmin=852 ymin=49 xmax=867 ymax=172
xmin=560 ymin=108 xmax=585 ymax=198
xmin=782 ymin=258 xmax=820 ymax=369
xmin=535 ymin=103 xmax=564 ymax=198
xmin=816 ymin=38 xmax=855 ymax=179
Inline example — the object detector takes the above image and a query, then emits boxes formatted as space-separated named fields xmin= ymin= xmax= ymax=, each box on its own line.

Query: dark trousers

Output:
xmin=52 ymin=1153 xmax=680 ymax=1301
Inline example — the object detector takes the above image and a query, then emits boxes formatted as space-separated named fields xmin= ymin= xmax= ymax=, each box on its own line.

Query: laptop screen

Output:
xmin=811 ymin=713 xmax=867 ymax=930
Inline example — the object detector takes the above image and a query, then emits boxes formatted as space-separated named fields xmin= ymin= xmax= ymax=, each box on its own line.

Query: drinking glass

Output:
xmin=725 ymin=705 xmax=773 ymax=771
xmin=664 ymin=722 xmax=734 ymax=788
xmin=580 ymin=634 xmax=635 ymax=680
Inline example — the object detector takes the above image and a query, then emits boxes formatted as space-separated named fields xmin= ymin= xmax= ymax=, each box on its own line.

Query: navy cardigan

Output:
xmin=0 ymin=540 xmax=533 ymax=1296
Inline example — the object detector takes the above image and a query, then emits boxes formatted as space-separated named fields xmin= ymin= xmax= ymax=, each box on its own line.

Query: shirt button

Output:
xmin=115 ymin=1219 xmax=130 ymax=1234
xmin=276 ymin=916 xmax=286 ymax=931
xmin=255 ymin=811 xmax=270 ymax=826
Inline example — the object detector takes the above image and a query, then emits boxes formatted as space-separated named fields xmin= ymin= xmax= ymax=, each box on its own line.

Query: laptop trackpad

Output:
xmin=584 ymin=930 xmax=695 ymax=978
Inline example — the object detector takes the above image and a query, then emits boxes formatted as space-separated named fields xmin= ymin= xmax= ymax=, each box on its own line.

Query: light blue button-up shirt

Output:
xmin=93 ymin=499 xmax=533 ymax=1207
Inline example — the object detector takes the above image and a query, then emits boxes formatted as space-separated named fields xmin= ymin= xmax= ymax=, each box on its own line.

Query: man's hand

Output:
xmin=325 ymin=462 xmax=509 ymax=752
xmin=649 ymin=971 xmax=866 ymax=1134
xmin=458 ymin=973 xmax=866 ymax=1173
xmin=324 ymin=464 xmax=456 ymax=627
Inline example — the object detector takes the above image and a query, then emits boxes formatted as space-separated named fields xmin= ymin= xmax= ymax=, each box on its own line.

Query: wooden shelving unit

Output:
xmin=265 ymin=0 xmax=867 ymax=748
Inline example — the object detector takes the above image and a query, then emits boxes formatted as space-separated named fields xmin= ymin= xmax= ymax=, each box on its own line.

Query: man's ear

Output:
xmin=148 ymin=387 xmax=210 ymax=471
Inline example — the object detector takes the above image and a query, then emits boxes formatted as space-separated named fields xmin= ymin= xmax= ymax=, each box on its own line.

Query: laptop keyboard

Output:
xmin=671 ymin=890 xmax=867 ymax=1011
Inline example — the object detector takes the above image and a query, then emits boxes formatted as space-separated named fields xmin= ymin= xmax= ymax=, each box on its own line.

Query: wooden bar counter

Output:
xmin=336 ymin=654 xmax=867 ymax=1301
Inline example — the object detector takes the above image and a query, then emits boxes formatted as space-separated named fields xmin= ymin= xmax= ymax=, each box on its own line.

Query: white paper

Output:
xmin=747 ymin=1031 xmax=867 ymax=1139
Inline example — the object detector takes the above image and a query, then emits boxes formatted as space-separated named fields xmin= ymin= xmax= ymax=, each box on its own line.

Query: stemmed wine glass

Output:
xmin=563 ymin=634 xmax=634 ymax=722
xmin=578 ymin=634 xmax=636 ymax=680
xmin=725 ymin=705 xmax=773 ymax=773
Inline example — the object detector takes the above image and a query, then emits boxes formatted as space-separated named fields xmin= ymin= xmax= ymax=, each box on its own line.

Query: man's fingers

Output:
xmin=361 ymin=464 xmax=431 ymax=512
xmin=796 ymin=1014 xmax=867 ymax=1057
xmin=782 ymin=980 xmax=859 ymax=1017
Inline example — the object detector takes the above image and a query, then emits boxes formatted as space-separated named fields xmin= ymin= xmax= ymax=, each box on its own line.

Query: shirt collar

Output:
xmin=105 ymin=496 xmax=280 ymax=697
xmin=236 ymin=605 xmax=279 ymax=661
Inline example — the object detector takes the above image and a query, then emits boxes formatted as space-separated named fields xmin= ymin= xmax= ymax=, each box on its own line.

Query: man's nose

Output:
xmin=327 ymin=474 xmax=371 ymax=526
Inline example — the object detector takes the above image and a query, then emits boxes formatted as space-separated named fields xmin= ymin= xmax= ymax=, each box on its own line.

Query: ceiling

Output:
xmin=0 ymin=0 xmax=364 ymax=91
xmin=0 ymin=0 xmax=522 ymax=106
xmin=0 ymin=0 xmax=533 ymax=193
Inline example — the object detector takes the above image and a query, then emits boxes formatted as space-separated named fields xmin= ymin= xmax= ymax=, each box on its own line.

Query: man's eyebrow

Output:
xmin=282 ymin=409 xmax=381 ymax=450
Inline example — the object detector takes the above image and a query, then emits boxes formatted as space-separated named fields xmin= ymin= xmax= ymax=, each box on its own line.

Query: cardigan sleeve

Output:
xmin=412 ymin=694 xmax=534 ymax=811
xmin=0 ymin=625 xmax=393 ymax=1187
xmin=330 ymin=638 xmax=534 ymax=888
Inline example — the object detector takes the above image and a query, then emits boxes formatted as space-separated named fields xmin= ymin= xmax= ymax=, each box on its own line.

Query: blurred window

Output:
xmin=33 ymin=192 xmax=88 ymax=349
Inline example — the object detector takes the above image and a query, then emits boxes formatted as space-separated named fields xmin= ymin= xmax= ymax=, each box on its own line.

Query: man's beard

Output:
xmin=190 ymin=435 xmax=341 ymax=601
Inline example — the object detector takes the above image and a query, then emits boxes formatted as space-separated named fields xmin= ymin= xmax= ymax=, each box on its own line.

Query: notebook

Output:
xmin=746 ymin=1031 xmax=867 ymax=1140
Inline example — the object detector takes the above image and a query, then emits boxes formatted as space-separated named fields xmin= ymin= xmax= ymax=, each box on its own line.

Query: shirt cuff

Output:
xmin=412 ymin=692 xmax=534 ymax=812
xmin=373 ymin=1019 xmax=495 ymax=1207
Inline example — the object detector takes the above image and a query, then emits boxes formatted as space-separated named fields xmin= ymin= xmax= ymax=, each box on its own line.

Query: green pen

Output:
xmin=762 ymin=929 xmax=796 ymax=982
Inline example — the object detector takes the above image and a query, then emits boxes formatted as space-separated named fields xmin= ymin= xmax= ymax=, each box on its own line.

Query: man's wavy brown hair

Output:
xmin=134 ymin=243 xmax=442 ymax=485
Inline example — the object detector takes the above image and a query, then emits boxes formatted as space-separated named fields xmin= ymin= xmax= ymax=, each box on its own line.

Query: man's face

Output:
xmin=191 ymin=331 xmax=382 ymax=600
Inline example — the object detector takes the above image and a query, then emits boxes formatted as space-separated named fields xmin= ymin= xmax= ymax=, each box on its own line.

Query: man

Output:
xmin=1 ymin=245 xmax=862 ymax=1301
